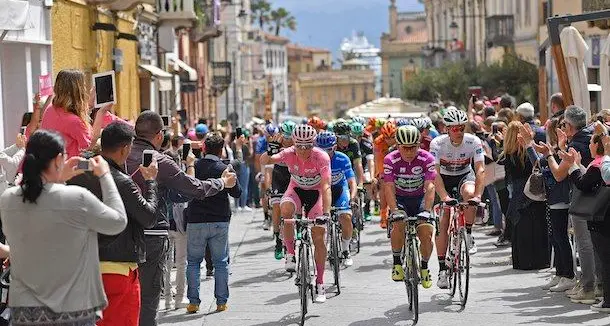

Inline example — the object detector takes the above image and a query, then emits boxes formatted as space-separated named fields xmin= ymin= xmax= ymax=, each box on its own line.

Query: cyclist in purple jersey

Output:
xmin=383 ymin=126 xmax=436 ymax=288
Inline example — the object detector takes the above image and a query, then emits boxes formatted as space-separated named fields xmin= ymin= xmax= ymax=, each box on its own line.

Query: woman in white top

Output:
xmin=0 ymin=129 xmax=127 ymax=326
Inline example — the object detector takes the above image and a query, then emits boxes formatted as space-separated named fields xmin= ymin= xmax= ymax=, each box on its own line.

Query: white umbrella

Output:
xmin=560 ymin=26 xmax=591 ymax=120
xmin=600 ymin=33 xmax=610 ymax=111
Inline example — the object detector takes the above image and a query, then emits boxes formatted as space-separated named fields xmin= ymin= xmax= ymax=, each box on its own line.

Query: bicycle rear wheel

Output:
xmin=406 ymin=240 xmax=419 ymax=323
xmin=449 ymin=231 xmax=459 ymax=297
xmin=299 ymin=245 xmax=308 ymax=326
xmin=457 ymin=229 xmax=470 ymax=306
xmin=330 ymin=223 xmax=341 ymax=294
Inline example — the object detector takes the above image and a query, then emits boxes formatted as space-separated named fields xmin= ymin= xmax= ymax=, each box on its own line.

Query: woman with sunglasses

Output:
xmin=264 ymin=124 xmax=332 ymax=303
xmin=429 ymin=108 xmax=486 ymax=289
xmin=315 ymin=131 xmax=358 ymax=268
xmin=384 ymin=126 xmax=436 ymax=288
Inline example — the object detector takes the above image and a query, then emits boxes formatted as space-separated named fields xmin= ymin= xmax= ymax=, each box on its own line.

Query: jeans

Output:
xmin=571 ymin=215 xmax=603 ymax=291
xmin=139 ymin=236 xmax=169 ymax=326
xmin=187 ymin=222 xmax=230 ymax=305
xmin=485 ymin=184 xmax=502 ymax=229
xmin=164 ymin=231 xmax=187 ymax=303
xmin=238 ymin=164 xmax=250 ymax=207
xmin=591 ymin=231 xmax=610 ymax=304
xmin=548 ymin=209 xmax=574 ymax=278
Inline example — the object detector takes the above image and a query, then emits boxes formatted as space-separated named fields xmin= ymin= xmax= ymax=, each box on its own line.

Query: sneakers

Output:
xmin=591 ymin=301 xmax=610 ymax=313
xmin=285 ymin=254 xmax=296 ymax=272
xmin=165 ymin=298 xmax=174 ymax=310
xmin=314 ymin=284 xmax=326 ymax=303
xmin=493 ymin=236 xmax=511 ymax=247
xmin=466 ymin=233 xmax=477 ymax=255
xmin=186 ymin=304 xmax=199 ymax=314
xmin=342 ymin=251 xmax=353 ymax=267
xmin=216 ymin=304 xmax=228 ymax=312
xmin=437 ymin=270 xmax=449 ymax=289
xmin=421 ymin=268 xmax=432 ymax=289
xmin=243 ymin=206 xmax=253 ymax=212
xmin=570 ymin=289 xmax=597 ymax=304
xmin=595 ymin=284 xmax=604 ymax=300
xmin=274 ymin=242 xmax=284 ymax=260
xmin=566 ymin=282 xmax=583 ymax=298
xmin=262 ymin=217 xmax=271 ymax=231
xmin=236 ymin=207 xmax=243 ymax=213
xmin=542 ymin=276 xmax=561 ymax=290
xmin=364 ymin=212 xmax=372 ymax=221
xmin=486 ymin=229 xmax=502 ymax=237
xmin=175 ymin=300 xmax=187 ymax=309
xmin=550 ymin=277 xmax=576 ymax=292
xmin=392 ymin=264 xmax=405 ymax=282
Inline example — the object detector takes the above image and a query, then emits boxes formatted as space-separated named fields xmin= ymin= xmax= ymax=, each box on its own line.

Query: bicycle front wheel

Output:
xmin=406 ymin=240 xmax=419 ymax=323
xmin=457 ymin=229 xmax=470 ymax=306
xmin=330 ymin=223 xmax=341 ymax=294
xmin=299 ymin=245 xmax=308 ymax=325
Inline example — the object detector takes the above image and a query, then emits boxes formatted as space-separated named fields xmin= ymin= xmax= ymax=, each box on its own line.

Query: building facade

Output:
xmin=294 ymin=70 xmax=375 ymax=119
xmin=287 ymin=44 xmax=332 ymax=116
xmin=381 ymin=2 xmax=427 ymax=97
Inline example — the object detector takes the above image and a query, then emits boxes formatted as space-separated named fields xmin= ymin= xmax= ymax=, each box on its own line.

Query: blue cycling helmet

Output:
xmin=265 ymin=123 xmax=279 ymax=136
xmin=315 ymin=131 xmax=337 ymax=149
xmin=396 ymin=118 xmax=410 ymax=127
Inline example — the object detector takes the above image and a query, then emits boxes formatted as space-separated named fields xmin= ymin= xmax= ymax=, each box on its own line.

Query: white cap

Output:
xmin=516 ymin=102 xmax=535 ymax=119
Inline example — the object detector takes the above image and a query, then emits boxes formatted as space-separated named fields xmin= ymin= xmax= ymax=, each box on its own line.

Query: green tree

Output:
xmin=251 ymin=0 xmax=272 ymax=29
xmin=269 ymin=7 xmax=297 ymax=36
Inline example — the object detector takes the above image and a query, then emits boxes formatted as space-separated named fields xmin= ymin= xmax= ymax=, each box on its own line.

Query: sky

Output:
xmin=269 ymin=0 xmax=425 ymax=62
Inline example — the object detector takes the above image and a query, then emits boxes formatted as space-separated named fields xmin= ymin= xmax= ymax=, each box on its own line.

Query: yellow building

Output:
xmin=294 ymin=70 xmax=376 ymax=119
xmin=52 ymin=0 xmax=141 ymax=121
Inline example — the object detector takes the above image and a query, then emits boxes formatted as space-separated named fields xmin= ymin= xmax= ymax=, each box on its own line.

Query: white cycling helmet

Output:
xmin=395 ymin=125 xmax=421 ymax=146
xmin=443 ymin=108 xmax=468 ymax=126
xmin=410 ymin=118 xmax=428 ymax=130
xmin=292 ymin=124 xmax=318 ymax=146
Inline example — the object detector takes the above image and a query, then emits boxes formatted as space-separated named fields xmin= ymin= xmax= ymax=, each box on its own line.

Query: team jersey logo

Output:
xmin=411 ymin=166 xmax=423 ymax=174
xmin=292 ymin=175 xmax=322 ymax=187
xmin=331 ymin=171 xmax=344 ymax=185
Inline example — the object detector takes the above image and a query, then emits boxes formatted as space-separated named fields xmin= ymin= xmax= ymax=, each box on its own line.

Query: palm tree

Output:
xmin=269 ymin=7 xmax=297 ymax=36
xmin=251 ymin=0 xmax=272 ymax=29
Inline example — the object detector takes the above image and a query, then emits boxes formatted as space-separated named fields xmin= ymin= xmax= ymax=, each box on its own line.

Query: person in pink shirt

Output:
xmin=40 ymin=70 xmax=94 ymax=158
xmin=263 ymin=124 xmax=332 ymax=303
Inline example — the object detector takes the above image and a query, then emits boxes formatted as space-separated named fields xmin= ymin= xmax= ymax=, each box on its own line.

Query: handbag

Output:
xmin=569 ymin=185 xmax=610 ymax=222
xmin=524 ymin=159 xmax=546 ymax=201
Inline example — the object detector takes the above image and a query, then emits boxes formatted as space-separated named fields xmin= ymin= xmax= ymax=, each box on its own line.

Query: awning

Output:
xmin=139 ymin=64 xmax=173 ymax=91
xmin=166 ymin=53 xmax=197 ymax=82
xmin=560 ymin=26 xmax=591 ymax=120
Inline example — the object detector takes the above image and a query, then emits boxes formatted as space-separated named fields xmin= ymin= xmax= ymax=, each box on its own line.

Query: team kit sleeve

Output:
xmin=255 ymin=138 xmax=267 ymax=154
xmin=319 ymin=151 xmax=332 ymax=181
xmin=429 ymin=138 xmax=441 ymax=165
xmin=343 ymin=155 xmax=355 ymax=180
xmin=472 ymin=137 xmax=485 ymax=163
xmin=424 ymin=153 xmax=437 ymax=181
xmin=382 ymin=154 xmax=395 ymax=183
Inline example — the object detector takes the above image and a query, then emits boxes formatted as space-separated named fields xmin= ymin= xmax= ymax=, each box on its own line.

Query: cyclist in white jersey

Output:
xmin=429 ymin=108 xmax=485 ymax=289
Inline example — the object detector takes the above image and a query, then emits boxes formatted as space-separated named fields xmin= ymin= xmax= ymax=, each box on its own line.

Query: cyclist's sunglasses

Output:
xmin=296 ymin=144 xmax=314 ymax=150
xmin=448 ymin=125 xmax=466 ymax=132
xmin=337 ymin=135 xmax=350 ymax=141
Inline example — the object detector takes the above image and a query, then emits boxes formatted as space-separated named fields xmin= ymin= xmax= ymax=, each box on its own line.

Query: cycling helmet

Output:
xmin=443 ymin=107 xmax=468 ymax=126
xmin=381 ymin=121 xmax=397 ymax=138
xmin=292 ymin=124 xmax=317 ymax=145
xmin=350 ymin=122 xmax=365 ymax=137
xmin=315 ymin=131 xmax=337 ymax=149
xmin=351 ymin=116 xmax=366 ymax=125
xmin=375 ymin=118 xmax=387 ymax=129
xmin=280 ymin=120 xmax=296 ymax=138
xmin=265 ymin=123 xmax=279 ymax=136
xmin=395 ymin=125 xmax=421 ymax=145
xmin=396 ymin=118 xmax=410 ymax=127
xmin=422 ymin=116 xmax=433 ymax=128
xmin=326 ymin=121 xmax=335 ymax=132
xmin=333 ymin=120 xmax=351 ymax=136
xmin=307 ymin=116 xmax=326 ymax=130
xmin=410 ymin=118 xmax=428 ymax=130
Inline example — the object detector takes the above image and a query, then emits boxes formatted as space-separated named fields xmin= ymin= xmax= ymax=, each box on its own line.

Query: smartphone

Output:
xmin=20 ymin=126 xmax=27 ymax=135
xmin=227 ymin=163 xmax=235 ymax=173
xmin=182 ymin=142 xmax=191 ymax=161
xmin=471 ymin=94 xmax=477 ymax=105
xmin=192 ymin=148 xmax=202 ymax=158
xmin=161 ymin=115 xmax=170 ymax=128
xmin=142 ymin=149 xmax=155 ymax=167
xmin=21 ymin=112 xmax=33 ymax=127
xmin=235 ymin=127 xmax=243 ymax=138
xmin=92 ymin=71 xmax=116 ymax=108
xmin=77 ymin=159 xmax=90 ymax=171
xmin=492 ymin=125 xmax=498 ymax=134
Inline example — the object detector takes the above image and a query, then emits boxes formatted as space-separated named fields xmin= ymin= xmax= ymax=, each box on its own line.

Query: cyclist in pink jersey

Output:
xmin=265 ymin=124 xmax=332 ymax=303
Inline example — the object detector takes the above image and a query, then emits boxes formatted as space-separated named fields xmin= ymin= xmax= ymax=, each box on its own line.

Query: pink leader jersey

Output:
xmin=383 ymin=149 xmax=436 ymax=197
xmin=40 ymin=105 xmax=92 ymax=158
xmin=273 ymin=146 xmax=331 ymax=190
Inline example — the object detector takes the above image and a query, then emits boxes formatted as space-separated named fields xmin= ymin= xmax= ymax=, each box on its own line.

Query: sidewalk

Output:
xmin=158 ymin=210 xmax=610 ymax=326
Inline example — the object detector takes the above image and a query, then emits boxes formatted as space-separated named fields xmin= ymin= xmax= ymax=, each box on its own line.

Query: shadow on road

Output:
xmin=354 ymin=259 xmax=392 ymax=273
xmin=249 ymin=312 xmax=321 ymax=326
xmin=158 ymin=312 xmax=205 ymax=325
xmin=232 ymin=269 xmax=293 ymax=287
xmin=348 ymin=303 xmax=433 ymax=326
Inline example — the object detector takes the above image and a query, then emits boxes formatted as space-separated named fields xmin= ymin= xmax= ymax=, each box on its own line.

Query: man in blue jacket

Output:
xmin=185 ymin=133 xmax=242 ymax=314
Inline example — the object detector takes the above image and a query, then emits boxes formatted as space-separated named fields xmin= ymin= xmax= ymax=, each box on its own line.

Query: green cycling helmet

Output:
xmin=333 ymin=120 xmax=351 ymax=136
xmin=351 ymin=122 xmax=365 ymax=137
xmin=280 ymin=120 xmax=296 ymax=138
xmin=326 ymin=121 xmax=335 ymax=132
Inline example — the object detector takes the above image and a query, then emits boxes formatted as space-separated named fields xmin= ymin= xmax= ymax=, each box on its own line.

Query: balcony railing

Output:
xmin=86 ymin=0 xmax=155 ymax=11
xmin=157 ymin=0 xmax=197 ymax=22
xmin=485 ymin=15 xmax=514 ymax=47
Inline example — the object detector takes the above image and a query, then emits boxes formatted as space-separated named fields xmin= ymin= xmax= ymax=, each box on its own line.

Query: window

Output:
xmin=405 ymin=26 xmax=412 ymax=34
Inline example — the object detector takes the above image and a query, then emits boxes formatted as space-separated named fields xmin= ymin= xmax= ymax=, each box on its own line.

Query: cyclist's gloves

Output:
xmin=349 ymin=200 xmax=358 ymax=208
xmin=267 ymin=141 xmax=282 ymax=156
xmin=417 ymin=211 xmax=432 ymax=220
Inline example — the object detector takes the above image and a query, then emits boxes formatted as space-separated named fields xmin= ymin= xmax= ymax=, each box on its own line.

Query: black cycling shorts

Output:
xmin=440 ymin=171 xmax=476 ymax=200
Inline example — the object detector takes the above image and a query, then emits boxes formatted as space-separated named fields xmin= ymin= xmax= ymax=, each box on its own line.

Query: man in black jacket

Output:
xmin=67 ymin=122 xmax=159 ymax=326
xmin=186 ymin=133 xmax=241 ymax=314
xmin=126 ymin=111 xmax=237 ymax=325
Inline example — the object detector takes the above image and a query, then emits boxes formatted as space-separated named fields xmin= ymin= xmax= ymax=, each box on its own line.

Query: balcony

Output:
xmin=86 ymin=0 xmax=155 ymax=11
xmin=485 ymin=15 xmax=514 ymax=48
xmin=158 ymin=0 xmax=197 ymax=24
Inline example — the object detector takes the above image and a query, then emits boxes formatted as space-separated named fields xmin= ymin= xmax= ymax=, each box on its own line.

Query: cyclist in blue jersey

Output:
xmin=256 ymin=124 xmax=279 ymax=230
xmin=316 ymin=131 xmax=357 ymax=266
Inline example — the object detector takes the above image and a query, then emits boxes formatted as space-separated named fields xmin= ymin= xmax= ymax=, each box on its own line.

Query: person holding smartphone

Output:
xmin=126 ymin=111 xmax=237 ymax=325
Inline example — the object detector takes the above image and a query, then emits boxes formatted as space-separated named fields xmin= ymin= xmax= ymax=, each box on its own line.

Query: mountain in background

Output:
xmin=270 ymin=0 xmax=425 ymax=63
